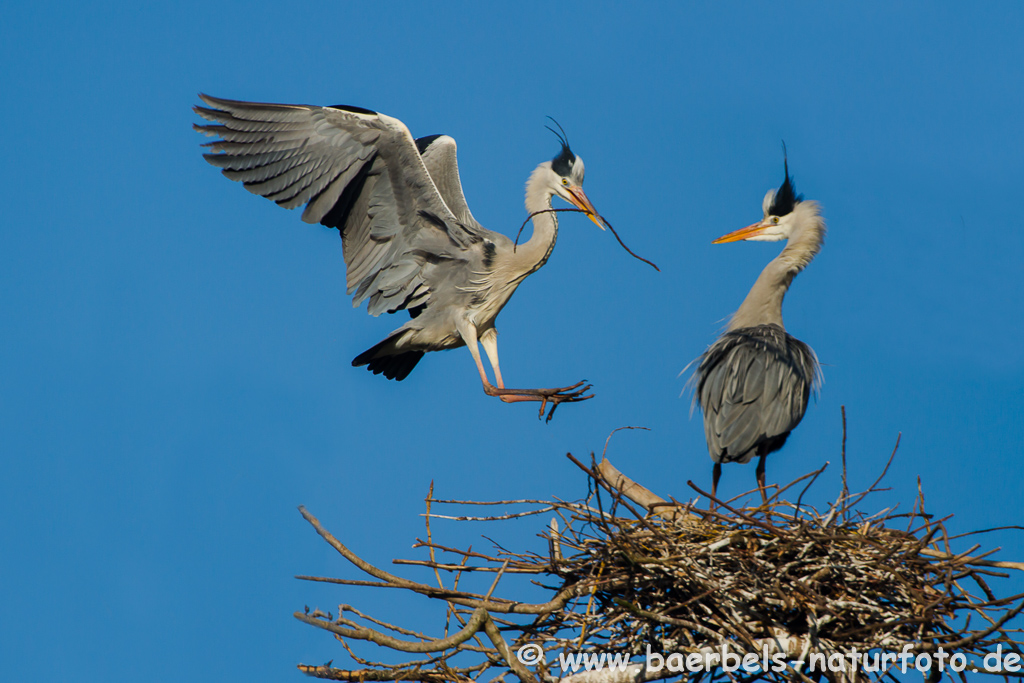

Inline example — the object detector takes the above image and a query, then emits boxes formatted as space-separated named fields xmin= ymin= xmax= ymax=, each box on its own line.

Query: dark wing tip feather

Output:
xmin=415 ymin=134 xmax=444 ymax=155
xmin=328 ymin=103 xmax=378 ymax=116
xmin=352 ymin=349 xmax=424 ymax=381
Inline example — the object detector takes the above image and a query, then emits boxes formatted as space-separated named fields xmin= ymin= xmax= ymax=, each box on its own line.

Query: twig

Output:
xmin=513 ymin=208 xmax=659 ymax=271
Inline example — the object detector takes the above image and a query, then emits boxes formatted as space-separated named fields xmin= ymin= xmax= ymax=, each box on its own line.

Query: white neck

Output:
xmin=509 ymin=165 xmax=560 ymax=278
xmin=729 ymin=201 xmax=825 ymax=331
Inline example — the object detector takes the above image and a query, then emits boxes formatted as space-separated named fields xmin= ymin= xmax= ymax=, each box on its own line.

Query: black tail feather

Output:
xmin=352 ymin=336 xmax=424 ymax=381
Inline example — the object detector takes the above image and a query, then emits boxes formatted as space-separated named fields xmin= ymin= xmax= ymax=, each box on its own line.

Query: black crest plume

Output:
xmin=546 ymin=117 xmax=576 ymax=177
xmin=769 ymin=141 xmax=803 ymax=216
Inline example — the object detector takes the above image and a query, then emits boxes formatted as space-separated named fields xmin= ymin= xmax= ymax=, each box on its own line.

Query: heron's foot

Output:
xmin=484 ymin=381 xmax=594 ymax=422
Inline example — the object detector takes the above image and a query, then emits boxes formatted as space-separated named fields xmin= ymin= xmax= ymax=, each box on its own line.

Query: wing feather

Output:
xmin=194 ymin=94 xmax=498 ymax=317
xmin=415 ymin=135 xmax=483 ymax=231
xmin=694 ymin=324 xmax=818 ymax=464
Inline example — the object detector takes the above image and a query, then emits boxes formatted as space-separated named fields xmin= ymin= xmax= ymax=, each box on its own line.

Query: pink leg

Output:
xmin=461 ymin=323 xmax=593 ymax=422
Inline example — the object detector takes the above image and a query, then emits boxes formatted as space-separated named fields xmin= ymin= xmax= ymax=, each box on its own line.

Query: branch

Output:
xmin=294 ymin=606 xmax=493 ymax=654
xmin=595 ymin=457 xmax=697 ymax=523
xmin=299 ymin=506 xmax=591 ymax=615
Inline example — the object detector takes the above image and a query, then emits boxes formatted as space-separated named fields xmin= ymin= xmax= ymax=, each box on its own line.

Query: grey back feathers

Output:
xmin=696 ymin=324 xmax=819 ymax=464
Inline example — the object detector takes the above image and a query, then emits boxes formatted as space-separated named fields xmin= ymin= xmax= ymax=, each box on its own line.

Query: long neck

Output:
xmin=729 ymin=201 xmax=825 ymax=331
xmin=509 ymin=166 xmax=559 ymax=278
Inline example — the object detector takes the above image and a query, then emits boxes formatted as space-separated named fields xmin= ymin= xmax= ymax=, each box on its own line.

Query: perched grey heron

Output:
xmin=193 ymin=95 xmax=613 ymax=420
xmin=693 ymin=155 xmax=824 ymax=501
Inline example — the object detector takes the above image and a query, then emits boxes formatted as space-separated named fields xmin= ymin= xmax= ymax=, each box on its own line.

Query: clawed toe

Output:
xmin=537 ymin=383 xmax=594 ymax=422
xmin=486 ymin=380 xmax=595 ymax=421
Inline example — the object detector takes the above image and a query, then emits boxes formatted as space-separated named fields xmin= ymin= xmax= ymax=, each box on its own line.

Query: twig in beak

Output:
xmin=514 ymin=208 xmax=591 ymax=251
xmin=600 ymin=214 xmax=660 ymax=272
xmin=513 ymin=208 xmax=661 ymax=272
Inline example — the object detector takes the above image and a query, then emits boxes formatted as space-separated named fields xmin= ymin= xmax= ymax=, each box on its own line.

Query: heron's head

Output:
xmin=542 ymin=120 xmax=605 ymax=230
xmin=713 ymin=154 xmax=805 ymax=244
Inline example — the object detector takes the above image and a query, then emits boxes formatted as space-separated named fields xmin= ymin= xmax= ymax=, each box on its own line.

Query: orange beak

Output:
xmin=567 ymin=186 xmax=606 ymax=230
xmin=712 ymin=220 xmax=769 ymax=244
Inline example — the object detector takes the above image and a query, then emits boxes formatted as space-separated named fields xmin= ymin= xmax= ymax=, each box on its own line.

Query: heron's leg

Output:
xmin=479 ymin=328 xmax=504 ymax=389
xmin=459 ymin=322 xmax=495 ymax=388
xmin=458 ymin=320 xmax=592 ymax=421
xmin=478 ymin=327 xmax=584 ymax=400
xmin=456 ymin=320 xmax=592 ymax=421
xmin=712 ymin=463 xmax=722 ymax=503
xmin=459 ymin=321 xmax=527 ymax=397
xmin=756 ymin=452 xmax=768 ymax=504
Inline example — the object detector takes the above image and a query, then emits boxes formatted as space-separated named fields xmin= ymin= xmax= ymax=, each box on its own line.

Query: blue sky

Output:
xmin=2 ymin=2 xmax=1023 ymax=681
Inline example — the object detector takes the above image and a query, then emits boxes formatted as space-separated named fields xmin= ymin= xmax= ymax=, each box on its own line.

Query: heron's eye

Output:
xmin=561 ymin=178 xmax=569 ymax=186
xmin=772 ymin=216 xmax=780 ymax=224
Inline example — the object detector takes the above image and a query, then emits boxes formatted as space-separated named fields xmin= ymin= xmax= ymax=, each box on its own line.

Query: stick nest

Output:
xmin=294 ymin=435 xmax=1024 ymax=682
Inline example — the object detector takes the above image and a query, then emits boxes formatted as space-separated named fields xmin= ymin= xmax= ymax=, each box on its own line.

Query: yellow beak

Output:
xmin=566 ymin=186 xmax=606 ymax=230
xmin=712 ymin=220 xmax=769 ymax=244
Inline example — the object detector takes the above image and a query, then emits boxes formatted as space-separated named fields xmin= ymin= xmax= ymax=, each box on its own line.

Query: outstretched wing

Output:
xmin=194 ymin=94 xmax=493 ymax=317
xmin=414 ymin=134 xmax=482 ymax=230
xmin=695 ymin=324 xmax=819 ymax=464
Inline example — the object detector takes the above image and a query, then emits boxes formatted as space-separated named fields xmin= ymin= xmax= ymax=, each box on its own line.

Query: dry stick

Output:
xmin=571 ymin=454 xmax=680 ymax=553
xmin=448 ymin=552 xmax=479 ymax=643
xmin=566 ymin=452 xmax=661 ymax=528
xmin=426 ymin=498 xmax=552 ymax=506
xmin=334 ymin=636 xmax=395 ymax=669
xmin=295 ymin=606 xmax=491 ymax=653
xmin=720 ymin=481 xmax=783 ymax=508
xmin=424 ymin=481 xmax=448 ymax=599
xmin=297 ymin=664 xmax=486 ymax=682
xmin=297 ymin=505 xmax=588 ymax=614
xmin=424 ymin=507 xmax=558 ymax=522
xmin=601 ymin=425 xmax=650 ymax=460
xmin=845 ymin=432 xmax=902 ymax=509
xmin=394 ymin=559 xmax=539 ymax=574
xmin=929 ymin=598 xmax=1024 ymax=651
xmin=840 ymin=405 xmax=850 ymax=517
xmin=916 ymin=549 xmax=1024 ymax=572
xmin=793 ymin=461 xmax=830 ymax=520
xmin=594 ymin=454 xmax=698 ymax=523
xmin=762 ymin=462 xmax=829 ymax=510
xmin=547 ymin=517 xmax=563 ymax=572
xmin=410 ymin=541 xmax=531 ymax=567
xmin=338 ymin=603 xmax=434 ymax=642
xmin=613 ymin=600 xmax=720 ymax=639
xmin=413 ymin=505 xmax=501 ymax=666
xmin=907 ymin=515 xmax=954 ymax=540
xmin=945 ymin=526 xmax=1024 ymax=541
xmin=910 ymin=475 xmax=926 ymax=535
xmin=686 ymin=480 xmax=790 ymax=539
xmin=479 ymin=615 xmax=539 ymax=683
xmin=296 ymin=577 xmax=402 ymax=589
xmin=513 ymin=208 xmax=660 ymax=271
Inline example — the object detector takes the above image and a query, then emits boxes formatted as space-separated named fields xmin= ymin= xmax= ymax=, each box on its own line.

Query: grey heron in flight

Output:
xmin=693 ymin=154 xmax=824 ymax=501
xmin=193 ymin=95 xmax=614 ymax=420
